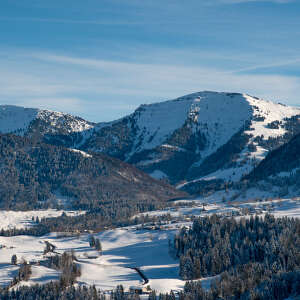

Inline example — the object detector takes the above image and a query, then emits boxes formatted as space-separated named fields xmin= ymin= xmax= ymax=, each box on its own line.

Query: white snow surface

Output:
xmin=149 ymin=170 xmax=168 ymax=180
xmin=0 ymin=104 xmax=94 ymax=135
xmin=0 ymin=209 xmax=85 ymax=230
xmin=244 ymin=96 xmax=299 ymax=140
xmin=69 ymin=148 xmax=93 ymax=158
xmin=0 ymin=195 xmax=299 ymax=293
xmin=0 ymin=227 xmax=185 ymax=293
xmin=37 ymin=109 xmax=94 ymax=133
xmin=96 ymin=91 xmax=300 ymax=184
xmin=122 ymin=92 xmax=300 ymax=161
xmin=127 ymin=92 xmax=254 ymax=158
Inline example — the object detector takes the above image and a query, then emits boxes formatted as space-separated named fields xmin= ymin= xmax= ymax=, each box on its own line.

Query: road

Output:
xmin=129 ymin=267 xmax=149 ymax=285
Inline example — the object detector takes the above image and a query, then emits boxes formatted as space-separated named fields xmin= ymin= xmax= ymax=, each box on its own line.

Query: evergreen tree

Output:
xmin=11 ymin=254 xmax=17 ymax=265
xmin=95 ymin=238 xmax=102 ymax=252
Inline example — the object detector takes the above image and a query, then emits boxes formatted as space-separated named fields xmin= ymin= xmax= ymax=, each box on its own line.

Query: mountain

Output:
xmin=1 ymin=92 xmax=300 ymax=196
xmin=0 ymin=105 xmax=95 ymax=147
xmin=0 ymin=133 xmax=185 ymax=210
xmin=79 ymin=92 xmax=300 ymax=192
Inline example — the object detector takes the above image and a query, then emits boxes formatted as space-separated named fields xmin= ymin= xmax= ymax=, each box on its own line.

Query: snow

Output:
xmin=124 ymin=92 xmax=253 ymax=161
xmin=0 ymin=227 xmax=185 ymax=293
xmin=150 ymin=170 xmax=168 ymax=180
xmin=14 ymin=266 xmax=60 ymax=288
xmin=0 ymin=105 xmax=94 ymax=137
xmin=37 ymin=110 xmax=94 ymax=133
xmin=77 ymin=228 xmax=185 ymax=292
xmin=0 ymin=196 xmax=299 ymax=292
xmin=137 ymin=192 xmax=300 ymax=223
xmin=1 ymin=94 xmax=300 ymax=293
xmin=96 ymin=91 xmax=299 ymax=186
xmin=161 ymin=144 xmax=186 ymax=152
xmin=0 ymin=264 xmax=19 ymax=287
xmin=244 ymin=95 xmax=300 ymax=140
xmin=69 ymin=148 xmax=92 ymax=158
xmin=191 ymin=94 xmax=300 ymax=183
xmin=137 ymin=202 xmax=239 ymax=219
xmin=274 ymin=167 xmax=300 ymax=178
xmin=0 ymin=210 xmax=85 ymax=230
xmin=179 ymin=163 xmax=254 ymax=186
xmin=239 ymin=198 xmax=300 ymax=219
xmin=2 ymin=94 xmax=300 ymax=190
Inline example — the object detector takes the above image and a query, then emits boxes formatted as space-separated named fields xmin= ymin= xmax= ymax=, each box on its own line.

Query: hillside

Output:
xmin=0 ymin=134 xmax=185 ymax=210
xmin=1 ymin=92 xmax=300 ymax=196
xmin=247 ymin=132 xmax=300 ymax=183
xmin=80 ymin=92 xmax=300 ymax=190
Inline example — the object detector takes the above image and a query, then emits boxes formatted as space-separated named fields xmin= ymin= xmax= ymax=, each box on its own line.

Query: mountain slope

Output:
xmin=1 ymin=92 xmax=300 ymax=195
xmin=247 ymin=133 xmax=300 ymax=182
xmin=80 ymin=92 xmax=300 ymax=189
xmin=0 ymin=134 xmax=185 ymax=210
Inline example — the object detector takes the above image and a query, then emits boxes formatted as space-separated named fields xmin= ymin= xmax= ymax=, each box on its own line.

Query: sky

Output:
xmin=0 ymin=0 xmax=300 ymax=122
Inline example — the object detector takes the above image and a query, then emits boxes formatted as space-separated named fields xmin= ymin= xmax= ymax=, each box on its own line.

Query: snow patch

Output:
xmin=69 ymin=148 xmax=92 ymax=158
xmin=0 ymin=209 xmax=85 ymax=230
xmin=150 ymin=170 xmax=168 ymax=180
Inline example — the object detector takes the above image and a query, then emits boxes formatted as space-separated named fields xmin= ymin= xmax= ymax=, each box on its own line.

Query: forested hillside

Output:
xmin=172 ymin=215 xmax=300 ymax=300
xmin=0 ymin=134 xmax=185 ymax=210
xmin=247 ymin=132 xmax=300 ymax=181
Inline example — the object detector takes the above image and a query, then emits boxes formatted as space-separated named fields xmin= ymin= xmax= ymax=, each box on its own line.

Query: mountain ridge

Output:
xmin=79 ymin=92 xmax=300 ymax=189
xmin=1 ymin=91 xmax=300 ymax=196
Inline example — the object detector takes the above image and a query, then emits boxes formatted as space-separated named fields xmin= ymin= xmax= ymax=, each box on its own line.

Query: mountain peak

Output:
xmin=80 ymin=91 xmax=300 ymax=187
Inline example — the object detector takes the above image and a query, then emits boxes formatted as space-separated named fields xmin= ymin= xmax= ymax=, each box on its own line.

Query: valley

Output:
xmin=0 ymin=195 xmax=299 ymax=296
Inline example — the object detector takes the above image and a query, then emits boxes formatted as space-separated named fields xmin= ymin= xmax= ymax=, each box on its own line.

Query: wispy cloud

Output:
xmin=232 ymin=58 xmax=300 ymax=73
xmin=1 ymin=51 xmax=300 ymax=121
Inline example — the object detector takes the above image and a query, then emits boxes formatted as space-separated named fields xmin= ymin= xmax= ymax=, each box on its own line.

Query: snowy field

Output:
xmin=0 ymin=209 xmax=85 ymax=230
xmin=0 ymin=221 xmax=218 ymax=293
xmin=140 ymin=196 xmax=300 ymax=220
xmin=0 ymin=195 xmax=299 ymax=293
xmin=0 ymin=228 xmax=184 ymax=292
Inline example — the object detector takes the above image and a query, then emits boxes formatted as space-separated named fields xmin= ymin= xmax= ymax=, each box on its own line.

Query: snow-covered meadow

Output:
xmin=0 ymin=209 xmax=85 ymax=230
xmin=0 ymin=227 xmax=185 ymax=292
xmin=0 ymin=194 xmax=299 ymax=293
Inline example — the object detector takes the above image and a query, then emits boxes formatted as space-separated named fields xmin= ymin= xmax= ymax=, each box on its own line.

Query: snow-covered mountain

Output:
xmin=80 ymin=92 xmax=300 ymax=191
xmin=0 ymin=105 xmax=94 ymax=146
xmin=2 ymin=92 xmax=300 ymax=195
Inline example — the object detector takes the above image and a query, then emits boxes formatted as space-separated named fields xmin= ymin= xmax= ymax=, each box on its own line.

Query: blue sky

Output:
xmin=1 ymin=0 xmax=300 ymax=121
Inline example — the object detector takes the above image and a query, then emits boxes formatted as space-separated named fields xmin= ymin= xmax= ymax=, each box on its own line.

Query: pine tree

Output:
xmin=11 ymin=254 xmax=17 ymax=265
xmin=89 ymin=235 xmax=96 ymax=248
xmin=95 ymin=238 xmax=102 ymax=252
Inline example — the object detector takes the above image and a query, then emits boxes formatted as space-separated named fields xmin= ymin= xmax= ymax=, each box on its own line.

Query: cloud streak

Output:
xmin=1 ymin=51 xmax=300 ymax=122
